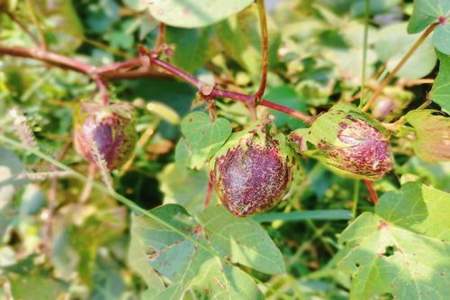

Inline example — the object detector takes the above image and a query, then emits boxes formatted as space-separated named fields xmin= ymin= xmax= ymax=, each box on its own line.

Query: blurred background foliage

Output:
xmin=0 ymin=0 xmax=449 ymax=299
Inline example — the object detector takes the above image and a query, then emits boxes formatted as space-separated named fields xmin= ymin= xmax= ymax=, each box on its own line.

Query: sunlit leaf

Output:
xmin=431 ymin=52 xmax=450 ymax=112
xmin=180 ymin=112 xmax=232 ymax=169
xmin=198 ymin=205 xmax=286 ymax=275
xmin=33 ymin=0 xmax=84 ymax=53
xmin=336 ymin=182 xmax=450 ymax=300
xmin=158 ymin=163 xmax=208 ymax=215
xmin=146 ymin=0 xmax=253 ymax=28
xmin=407 ymin=0 xmax=450 ymax=33
xmin=128 ymin=204 xmax=268 ymax=298
xmin=375 ymin=22 xmax=437 ymax=79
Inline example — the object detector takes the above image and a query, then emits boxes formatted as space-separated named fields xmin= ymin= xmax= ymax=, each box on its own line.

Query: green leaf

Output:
xmin=335 ymin=182 xmax=450 ymax=300
xmin=146 ymin=0 xmax=253 ymax=28
xmin=375 ymin=22 xmax=437 ymax=79
xmin=128 ymin=228 xmax=165 ymax=294
xmin=214 ymin=6 xmax=281 ymax=78
xmin=252 ymin=209 xmax=353 ymax=223
xmin=198 ymin=205 xmax=286 ymax=275
xmin=431 ymin=52 xmax=450 ymax=112
xmin=180 ymin=112 xmax=232 ymax=169
xmin=376 ymin=182 xmax=450 ymax=240
xmin=433 ymin=24 xmax=450 ymax=55
xmin=5 ymin=256 xmax=68 ymax=300
xmin=166 ymin=27 xmax=217 ymax=72
xmin=91 ymin=255 xmax=126 ymax=300
xmin=350 ymin=0 xmax=401 ymax=17
xmin=405 ymin=109 xmax=450 ymax=162
xmin=407 ymin=0 xmax=450 ymax=34
xmin=400 ymin=157 xmax=450 ymax=192
xmin=33 ymin=0 xmax=84 ymax=53
xmin=0 ymin=148 xmax=26 ymax=238
xmin=128 ymin=204 xmax=268 ymax=298
xmin=9 ymin=274 xmax=67 ymax=300
xmin=158 ymin=163 xmax=209 ymax=215
xmin=190 ymin=259 xmax=263 ymax=299
xmin=0 ymin=148 xmax=27 ymax=209
xmin=264 ymin=86 xmax=308 ymax=129
xmin=129 ymin=204 xmax=209 ymax=294
xmin=338 ymin=212 xmax=450 ymax=300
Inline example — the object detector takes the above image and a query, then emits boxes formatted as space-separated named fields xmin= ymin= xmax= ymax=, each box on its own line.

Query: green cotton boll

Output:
xmin=291 ymin=104 xmax=393 ymax=180
xmin=73 ymin=101 xmax=137 ymax=171
xmin=210 ymin=121 xmax=299 ymax=217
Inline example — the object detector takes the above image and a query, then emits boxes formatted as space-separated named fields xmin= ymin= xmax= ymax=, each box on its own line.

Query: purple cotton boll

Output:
xmin=211 ymin=125 xmax=296 ymax=217
xmin=297 ymin=106 xmax=394 ymax=180
xmin=74 ymin=101 xmax=136 ymax=170
xmin=372 ymin=97 xmax=395 ymax=120
xmin=327 ymin=116 xmax=393 ymax=178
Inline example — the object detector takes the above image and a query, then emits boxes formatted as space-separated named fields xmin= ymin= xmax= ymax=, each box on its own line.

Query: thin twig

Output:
xmin=254 ymin=0 xmax=269 ymax=104
xmin=362 ymin=23 xmax=438 ymax=111
xmin=25 ymin=0 xmax=47 ymax=49
xmin=80 ymin=163 xmax=96 ymax=203
xmin=4 ymin=11 xmax=41 ymax=46
xmin=359 ymin=0 xmax=370 ymax=107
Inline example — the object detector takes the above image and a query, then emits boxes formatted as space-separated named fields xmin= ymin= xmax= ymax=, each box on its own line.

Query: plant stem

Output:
xmin=363 ymin=180 xmax=378 ymax=204
xmin=359 ymin=0 xmax=370 ymax=108
xmin=362 ymin=22 xmax=438 ymax=112
xmin=0 ymin=44 xmax=313 ymax=124
xmin=255 ymin=0 xmax=269 ymax=104
xmin=352 ymin=180 xmax=360 ymax=219
xmin=156 ymin=22 xmax=166 ymax=49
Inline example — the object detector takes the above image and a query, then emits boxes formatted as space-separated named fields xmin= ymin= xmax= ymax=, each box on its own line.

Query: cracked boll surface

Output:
xmin=213 ymin=137 xmax=291 ymax=217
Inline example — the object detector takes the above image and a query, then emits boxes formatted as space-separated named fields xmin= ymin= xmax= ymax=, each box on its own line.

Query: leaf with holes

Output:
xmin=128 ymin=204 xmax=263 ymax=299
xmin=146 ymin=0 xmax=254 ymax=28
xmin=336 ymin=182 xmax=450 ymax=300
xmin=376 ymin=182 xmax=450 ymax=240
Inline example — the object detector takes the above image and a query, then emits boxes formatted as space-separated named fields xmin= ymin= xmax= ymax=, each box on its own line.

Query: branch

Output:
xmin=0 ymin=44 xmax=314 ymax=124
xmin=362 ymin=23 xmax=438 ymax=111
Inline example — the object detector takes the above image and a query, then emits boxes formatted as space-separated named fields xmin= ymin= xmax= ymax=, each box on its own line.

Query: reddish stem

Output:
xmin=363 ymin=180 xmax=378 ymax=204
xmin=0 ymin=44 xmax=313 ymax=124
